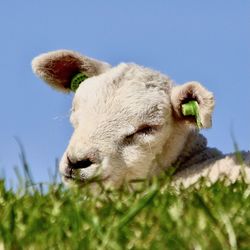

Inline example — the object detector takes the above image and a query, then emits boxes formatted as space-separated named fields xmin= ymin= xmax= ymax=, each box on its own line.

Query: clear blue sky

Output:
xmin=0 ymin=1 xmax=249 ymax=186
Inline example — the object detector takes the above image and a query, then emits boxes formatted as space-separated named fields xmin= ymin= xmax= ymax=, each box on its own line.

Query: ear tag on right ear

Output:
xmin=181 ymin=100 xmax=202 ymax=129
xmin=70 ymin=73 xmax=88 ymax=92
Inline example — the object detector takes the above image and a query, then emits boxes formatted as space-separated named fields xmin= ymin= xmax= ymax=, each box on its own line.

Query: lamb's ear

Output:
xmin=32 ymin=50 xmax=111 ymax=92
xmin=171 ymin=81 xmax=214 ymax=128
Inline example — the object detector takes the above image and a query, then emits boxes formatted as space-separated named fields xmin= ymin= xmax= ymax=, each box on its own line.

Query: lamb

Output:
xmin=32 ymin=50 xmax=250 ymax=188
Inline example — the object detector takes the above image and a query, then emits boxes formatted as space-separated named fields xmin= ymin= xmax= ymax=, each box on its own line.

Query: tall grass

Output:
xmin=0 ymin=151 xmax=249 ymax=249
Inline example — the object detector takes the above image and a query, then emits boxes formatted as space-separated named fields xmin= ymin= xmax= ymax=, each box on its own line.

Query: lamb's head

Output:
xmin=32 ymin=50 xmax=214 ymax=187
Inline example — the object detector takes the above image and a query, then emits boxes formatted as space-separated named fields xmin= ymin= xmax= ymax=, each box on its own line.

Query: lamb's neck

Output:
xmin=174 ymin=131 xmax=222 ymax=172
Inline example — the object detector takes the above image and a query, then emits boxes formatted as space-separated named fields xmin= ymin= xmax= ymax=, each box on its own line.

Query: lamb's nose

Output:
xmin=67 ymin=156 xmax=93 ymax=169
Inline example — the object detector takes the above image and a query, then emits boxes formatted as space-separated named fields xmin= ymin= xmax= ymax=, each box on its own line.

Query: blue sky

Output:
xmin=0 ymin=1 xmax=249 ymax=185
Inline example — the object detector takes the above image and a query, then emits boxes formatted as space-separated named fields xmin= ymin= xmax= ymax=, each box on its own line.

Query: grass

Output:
xmin=0 ymin=178 xmax=250 ymax=249
xmin=0 ymin=150 xmax=250 ymax=249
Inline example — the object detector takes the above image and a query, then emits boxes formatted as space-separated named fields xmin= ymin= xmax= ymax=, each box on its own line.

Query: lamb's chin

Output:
xmin=62 ymin=176 xmax=84 ymax=187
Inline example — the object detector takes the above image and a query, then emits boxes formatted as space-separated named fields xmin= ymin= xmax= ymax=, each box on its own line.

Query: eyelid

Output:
xmin=135 ymin=124 xmax=161 ymax=134
xmin=123 ymin=124 xmax=161 ymax=145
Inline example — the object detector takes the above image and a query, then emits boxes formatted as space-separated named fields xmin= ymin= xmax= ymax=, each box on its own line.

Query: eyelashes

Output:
xmin=123 ymin=124 xmax=160 ymax=145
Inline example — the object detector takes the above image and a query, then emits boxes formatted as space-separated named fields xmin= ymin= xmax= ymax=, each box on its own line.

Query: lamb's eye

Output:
xmin=123 ymin=125 xmax=159 ymax=145
xmin=135 ymin=125 xmax=156 ymax=135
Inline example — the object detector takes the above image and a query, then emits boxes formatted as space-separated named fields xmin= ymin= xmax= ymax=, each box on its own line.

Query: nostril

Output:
xmin=67 ymin=156 xmax=93 ymax=169
xmin=76 ymin=159 xmax=93 ymax=169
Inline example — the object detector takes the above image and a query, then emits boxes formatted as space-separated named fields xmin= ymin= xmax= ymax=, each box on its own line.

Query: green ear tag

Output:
xmin=181 ymin=100 xmax=202 ymax=128
xmin=70 ymin=73 xmax=88 ymax=92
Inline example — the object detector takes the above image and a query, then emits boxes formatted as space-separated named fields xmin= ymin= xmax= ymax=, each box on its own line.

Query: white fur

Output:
xmin=174 ymin=152 xmax=250 ymax=188
xmin=32 ymin=50 xmax=250 ymax=188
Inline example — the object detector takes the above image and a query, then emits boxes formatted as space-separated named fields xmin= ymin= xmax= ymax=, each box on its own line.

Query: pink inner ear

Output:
xmin=44 ymin=55 xmax=83 ymax=90
xmin=33 ymin=50 xmax=112 ymax=92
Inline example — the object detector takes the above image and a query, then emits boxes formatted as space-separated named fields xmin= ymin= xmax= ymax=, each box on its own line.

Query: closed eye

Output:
xmin=123 ymin=124 xmax=160 ymax=145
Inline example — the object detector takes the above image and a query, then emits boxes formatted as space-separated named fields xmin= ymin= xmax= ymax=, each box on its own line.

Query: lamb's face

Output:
xmin=60 ymin=64 xmax=173 ymax=186
xmin=32 ymin=50 xmax=214 ymax=187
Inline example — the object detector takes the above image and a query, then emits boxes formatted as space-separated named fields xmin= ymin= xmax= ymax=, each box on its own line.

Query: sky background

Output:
xmin=0 ymin=1 xmax=249 ymax=186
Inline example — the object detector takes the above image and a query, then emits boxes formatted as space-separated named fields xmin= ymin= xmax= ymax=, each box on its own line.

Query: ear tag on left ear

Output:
xmin=70 ymin=73 xmax=88 ymax=92
xmin=181 ymin=100 xmax=202 ymax=129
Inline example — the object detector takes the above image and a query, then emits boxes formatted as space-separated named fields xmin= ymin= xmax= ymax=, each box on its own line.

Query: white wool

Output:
xmin=174 ymin=152 xmax=250 ymax=188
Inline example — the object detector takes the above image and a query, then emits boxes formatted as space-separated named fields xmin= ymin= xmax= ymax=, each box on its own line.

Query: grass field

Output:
xmin=0 ymin=169 xmax=250 ymax=250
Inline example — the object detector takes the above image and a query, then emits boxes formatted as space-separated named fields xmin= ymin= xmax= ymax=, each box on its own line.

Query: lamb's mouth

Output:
xmin=62 ymin=174 xmax=110 ymax=184
xmin=62 ymin=174 xmax=86 ymax=183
